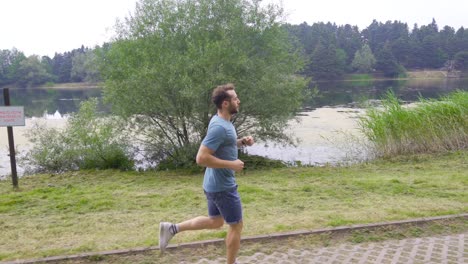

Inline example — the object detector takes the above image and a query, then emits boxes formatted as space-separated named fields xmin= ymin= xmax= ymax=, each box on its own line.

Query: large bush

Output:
xmin=21 ymin=98 xmax=134 ymax=173
xmin=99 ymin=0 xmax=308 ymax=166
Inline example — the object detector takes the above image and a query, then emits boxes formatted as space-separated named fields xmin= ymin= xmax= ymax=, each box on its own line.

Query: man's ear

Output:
xmin=221 ymin=100 xmax=229 ymax=108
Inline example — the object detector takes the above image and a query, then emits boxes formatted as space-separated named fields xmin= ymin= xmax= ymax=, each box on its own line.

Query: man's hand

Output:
xmin=231 ymin=159 xmax=245 ymax=172
xmin=240 ymin=136 xmax=254 ymax=147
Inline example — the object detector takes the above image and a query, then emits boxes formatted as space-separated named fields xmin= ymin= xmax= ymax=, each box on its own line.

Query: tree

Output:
xmin=52 ymin=52 xmax=73 ymax=83
xmin=0 ymin=48 xmax=26 ymax=86
xmin=99 ymin=0 xmax=307 ymax=166
xmin=453 ymin=27 xmax=468 ymax=55
xmin=71 ymin=49 xmax=101 ymax=82
xmin=41 ymin=55 xmax=55 ymax=79
xmin=390 ymin=36 xmax=411 ymax=66
xmin=309 ymin=40 xmax=345 ymax=80
xmin=421 ymin=35 xmax=446 ymax=68
xmin=439 ymin=26 xmax=456 ymax=59
xmin=16 ymin=55 xmax=55 ymax=88
xmin=351 ymin=44 xmax=376 ymax=73
xmin=454 ymin=51 xmax=468 ymax=70
xmin=336 ymin=24 xmax=362 ymax=66
xmin=375 ymin=42 xmax=405 ymax=77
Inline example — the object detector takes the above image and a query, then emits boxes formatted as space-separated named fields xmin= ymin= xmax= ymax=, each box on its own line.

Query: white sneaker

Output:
xmin=159 ymin=222 xmax=175 ymax=251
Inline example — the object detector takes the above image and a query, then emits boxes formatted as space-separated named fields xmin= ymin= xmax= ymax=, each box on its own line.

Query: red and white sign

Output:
xmin=0 ymin=106 xmax=25 ymax=127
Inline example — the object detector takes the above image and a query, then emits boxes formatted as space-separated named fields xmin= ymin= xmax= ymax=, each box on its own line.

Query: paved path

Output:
xmin=182 ymin=232 xmax=467 ymax=264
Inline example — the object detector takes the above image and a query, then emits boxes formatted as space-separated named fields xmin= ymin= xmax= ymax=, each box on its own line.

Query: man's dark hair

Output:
xmin=212 ymin=83 xmax=235 ymax=109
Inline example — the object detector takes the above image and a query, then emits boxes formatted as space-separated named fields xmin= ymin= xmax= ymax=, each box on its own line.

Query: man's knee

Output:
xmin=209 ymin=217 xmax=224 ymax=229
xmin=228 ymin=221 xmax=243 ymax=234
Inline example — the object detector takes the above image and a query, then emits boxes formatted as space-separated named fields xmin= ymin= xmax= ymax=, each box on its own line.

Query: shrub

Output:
xmin=154 ymin=145 xmax=286 ymax=173
xmin=155 ymin=143 xmax=202 ymax=172
xmin=21 ymin=98 xmax=134 ymax=173
xmin=239 ymin=152 xmax=286 ymax=170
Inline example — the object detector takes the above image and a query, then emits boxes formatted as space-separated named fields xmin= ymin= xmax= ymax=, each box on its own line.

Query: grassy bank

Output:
xmin=344 ymin=70 xmax=468 ymax=81
xmin=37 ymin=82 xmax=103 ymax=90
xmin=406 ymin=70 xmax=448 ymax=79
xmin=0 ymin=151 xmax=466 ymax=261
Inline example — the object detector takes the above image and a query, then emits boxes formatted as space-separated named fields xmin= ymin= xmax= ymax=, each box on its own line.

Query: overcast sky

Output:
xmin=1 ymin=0 xmax=467 ymax=57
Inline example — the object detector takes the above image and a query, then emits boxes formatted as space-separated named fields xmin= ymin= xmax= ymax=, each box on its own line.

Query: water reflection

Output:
xmin=1 ymin=79 xmax=467 ymax=117
xmin=307 ymin=78 xmax=468 ymax=107
xmin=0 ymin=87 xmax=103 ymax=117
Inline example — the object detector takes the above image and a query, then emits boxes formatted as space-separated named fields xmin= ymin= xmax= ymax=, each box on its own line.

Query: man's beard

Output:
xmin=228 ymin=103 xmax=239 ymax=114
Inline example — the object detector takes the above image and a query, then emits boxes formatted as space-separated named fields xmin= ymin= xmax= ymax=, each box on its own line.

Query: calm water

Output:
xmin=0 ymin=87 xmax=103 ymax=118
xmin=307 ymin=78 xmax=468 ymax=107
xmin=0 ymin=79 xmax=468 ymax=117
xmin=1 ymin=78 xmax=467 ymax=117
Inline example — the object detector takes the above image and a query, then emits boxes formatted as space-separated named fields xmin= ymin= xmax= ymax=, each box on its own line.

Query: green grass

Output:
xmin=0 ymin=151 xmax=467 ymax=261
xmin=406 ymin=70 xmax=447 ymax=79
xmin=348 ymin=74 xmax=372 ymax=82
xmin=344 ymin=70 xmax=455 ymax=81
xmin=348 ymin=74 xmax=373 ymax=87
xmin=37 ymin=82 xmax=103 ymax=89
xmin=359 ymin=90 xmax=468 ymax=157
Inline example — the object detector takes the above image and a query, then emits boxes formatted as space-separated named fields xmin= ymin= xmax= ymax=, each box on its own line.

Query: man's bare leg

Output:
xmin=160 ymin=216 xmax=224 ymax=251
xmin=226 ymin=221 xmax=243 ymax=264
xmin=178 ymin=216 xmax=224 ymax=231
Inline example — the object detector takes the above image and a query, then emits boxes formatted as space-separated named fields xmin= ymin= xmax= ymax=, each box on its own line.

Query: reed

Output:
xmin=359 ymin=90 xmax=467 ymax=157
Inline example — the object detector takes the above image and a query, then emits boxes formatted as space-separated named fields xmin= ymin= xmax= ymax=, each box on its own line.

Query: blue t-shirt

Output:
xmin=202 ymin=115 xmax=238 ymax=192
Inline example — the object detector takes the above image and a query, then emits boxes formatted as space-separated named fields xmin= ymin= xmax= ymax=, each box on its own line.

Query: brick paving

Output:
xmin=2 ymin=215 xmax=466 ymax=264
xmin=182 ymin=232 xmax=467 ymax=264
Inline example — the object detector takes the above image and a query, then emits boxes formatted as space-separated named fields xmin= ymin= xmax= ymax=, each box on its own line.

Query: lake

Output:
xmin=1 ymin=78 xmax=467 ymax=178
xmin=1 ymin=78 xmax=467 ymax=118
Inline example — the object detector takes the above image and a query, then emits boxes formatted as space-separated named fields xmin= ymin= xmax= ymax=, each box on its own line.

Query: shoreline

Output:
xmin=2 ymin=70 xmax=467 ymax=90
xmin=0 ymin=106 xmax=365 ymax=178
xmin=1 ymin=82 xmax=103 ymax=90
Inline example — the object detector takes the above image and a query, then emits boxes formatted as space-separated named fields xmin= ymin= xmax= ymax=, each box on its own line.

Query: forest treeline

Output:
xmin=287 ymin=19 xmax=468 ymax=79
xmin=1 ymin=18 xmax=467 ymax=88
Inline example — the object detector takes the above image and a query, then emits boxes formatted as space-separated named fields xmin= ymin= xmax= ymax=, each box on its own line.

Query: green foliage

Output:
xmin=16 ymin=55 xmax=56 ymax=88
xmin=0 ymin=48 xmax=26 ymax=86
xmin=375 ymin=43 xmax=406 ymax=77
xmin=351 ymin=44 xmax=376 ymax=73
xmin=155 ymin=143 xmax=201 ymax=172
xmin=454 ymin=51 xmax=468 ymax=70
xmin=287 ymin=19 xmax=468 ymax=76
xmin=99 ymin=0 xmax=307 ymax=165
xmin=154 ymin=145 xmax=286 ymax=174
xmin=336 ymin=24 xmax=362 ymax=65
xmin=359 ymin=90 xmax=468 ymax=157
xmin=21 ymin=98 xmax=134 ymax=173
xmin=71 ymin=49 xmax=101 ymax=82
xmin=347 ymin=74 xmax=373 ymax=87
xmin=309 ymin=41 xmax=346 ymax=80
xmin=239 ymin=152 xmax=286 ymax=170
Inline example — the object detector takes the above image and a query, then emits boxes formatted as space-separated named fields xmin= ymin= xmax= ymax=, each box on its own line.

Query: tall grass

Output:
xmin=359 ymin=90 xmax=467 ymax=157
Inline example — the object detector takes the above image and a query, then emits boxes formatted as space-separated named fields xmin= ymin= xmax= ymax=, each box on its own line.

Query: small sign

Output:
xmin=0 ymin=106 xmax=25 ymax=127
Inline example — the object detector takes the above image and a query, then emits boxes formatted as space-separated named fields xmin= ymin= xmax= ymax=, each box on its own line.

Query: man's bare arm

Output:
xmin=196 ymin=145 xmax=244 ymax=172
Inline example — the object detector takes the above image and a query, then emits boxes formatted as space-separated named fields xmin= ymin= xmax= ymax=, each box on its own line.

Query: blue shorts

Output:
xmin=204 ymin=185 xmax=243 ymax=225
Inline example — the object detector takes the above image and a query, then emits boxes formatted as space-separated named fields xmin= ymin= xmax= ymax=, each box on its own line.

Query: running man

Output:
xmin=159 ymin=83 xmax=254 ymax=264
